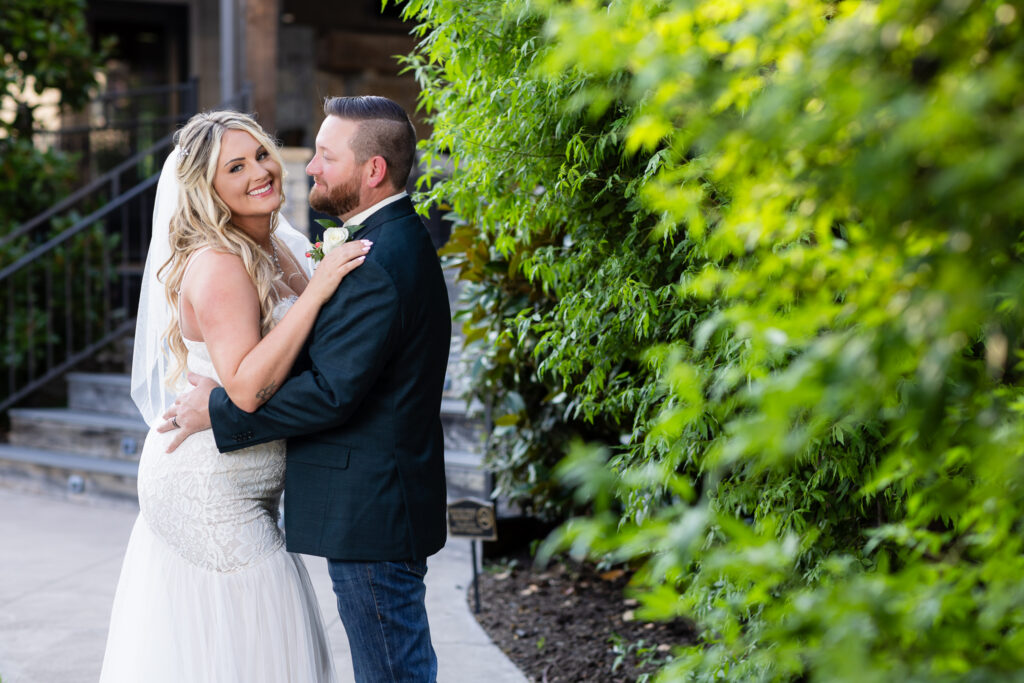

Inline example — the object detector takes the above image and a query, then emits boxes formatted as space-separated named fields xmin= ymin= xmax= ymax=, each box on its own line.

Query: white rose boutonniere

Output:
xmin=306 ymin=219 xmax=362 ymax=264
xmin=322 ymin=226 xmax=350 ymax=255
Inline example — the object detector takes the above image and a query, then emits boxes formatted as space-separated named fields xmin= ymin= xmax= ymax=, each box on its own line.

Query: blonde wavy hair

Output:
xmin=158 ymin=111 xmax=287 ymax=387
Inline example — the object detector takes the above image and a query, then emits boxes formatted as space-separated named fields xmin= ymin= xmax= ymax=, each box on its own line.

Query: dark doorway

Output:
xmin=88 ymin=1 xmax=189 ymax=89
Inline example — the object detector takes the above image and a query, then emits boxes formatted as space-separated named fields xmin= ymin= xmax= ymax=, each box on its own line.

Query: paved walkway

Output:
xmin=0 ymin=487 xmax=528 ymax=682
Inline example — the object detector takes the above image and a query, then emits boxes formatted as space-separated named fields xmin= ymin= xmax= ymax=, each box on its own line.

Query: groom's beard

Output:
xmin=309 ymin=176 xmax=361 ymax=218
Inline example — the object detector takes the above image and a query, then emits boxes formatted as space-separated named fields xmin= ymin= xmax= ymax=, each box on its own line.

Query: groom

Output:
xmin=161 ymin=95 xmax=450 ymax=682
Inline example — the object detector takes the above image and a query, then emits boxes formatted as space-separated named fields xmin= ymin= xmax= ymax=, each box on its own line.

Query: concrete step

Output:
xmin=12 ymin=400 xmax=483 ymax=459
xmin=442 ymin=335 xmax=473 ymax=401
xmin=8 ymin=408 xmax=148 ymax=460
xmin=444 ymin=448 xmax=489 ymax=500
xmin=440 ymin=397 xmax=487 ymax=455
xmin=66 ymin=372 xmax=141 ymax=419
xmin=0 ymin=444 xmax=138 ymax=503
xmin=91 ymin=335 xmax=135 ymax=374
xmin=0 ymin=442 xmax=487 ymax=506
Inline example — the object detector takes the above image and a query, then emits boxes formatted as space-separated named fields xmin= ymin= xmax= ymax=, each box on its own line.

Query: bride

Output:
xmin=100 ymin=111 xmax=370 ymax=682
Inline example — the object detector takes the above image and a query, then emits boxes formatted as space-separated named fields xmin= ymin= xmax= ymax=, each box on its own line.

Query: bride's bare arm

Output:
xmin=182 ymin=240 xmax=371 ymax=412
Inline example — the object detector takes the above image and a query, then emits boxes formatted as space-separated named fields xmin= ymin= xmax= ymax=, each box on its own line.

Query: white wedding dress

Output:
xmin=100 ymin=297 xmax=336 ymax=682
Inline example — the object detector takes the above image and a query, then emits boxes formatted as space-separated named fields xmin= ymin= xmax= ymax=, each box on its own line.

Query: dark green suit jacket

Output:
xmin=208 ymin=197 xmax=450 ymax=561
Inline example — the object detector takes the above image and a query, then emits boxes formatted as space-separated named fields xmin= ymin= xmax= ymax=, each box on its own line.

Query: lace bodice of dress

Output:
xmin=136 ymin=295 xmax=299 ymax=573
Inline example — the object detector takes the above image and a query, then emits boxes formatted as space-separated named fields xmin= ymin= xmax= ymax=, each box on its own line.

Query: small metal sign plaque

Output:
xmin=446 ymin=498 xmax=497 ymax=541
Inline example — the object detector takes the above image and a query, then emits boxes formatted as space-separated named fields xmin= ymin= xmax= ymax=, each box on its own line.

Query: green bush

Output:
xmin=404 ymin=0 xmax=686 ymax=518
xmin=1 ymin=0 xmax=113 ymax=401
xmin=1 ymin=0 xmax=109 ymax=224
xmin=0 ymin=0 xmax=107 ymax=135
xmin=1 ymin=218 xmax=121 ymax=380
xmin=399 ymin=0 xmax=1024 ymax=679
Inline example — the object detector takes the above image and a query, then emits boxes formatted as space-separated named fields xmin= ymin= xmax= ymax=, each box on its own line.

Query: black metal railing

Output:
xmin=31 ymin=79 xmax=200 ymax=188
xmin=1 ymin=84 xmax=252 ymax=414
xmin=0 ymin=138 xmax=169 ymax=414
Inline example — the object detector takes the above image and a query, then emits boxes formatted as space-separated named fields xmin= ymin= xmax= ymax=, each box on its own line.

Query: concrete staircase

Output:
xmin=440 ymin=392 xmax=490 ymax=499
xmin=0 ymin=275 xmax=491 ymax=504
xmin=0 ymin=372 xmax=146 ymax=505
xmin=438 ymin=269 xmax=491 ymax=499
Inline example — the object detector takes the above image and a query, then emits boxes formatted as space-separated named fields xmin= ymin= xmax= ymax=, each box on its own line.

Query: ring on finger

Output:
xmin=171 ymin=416 xmax=180 ymax=429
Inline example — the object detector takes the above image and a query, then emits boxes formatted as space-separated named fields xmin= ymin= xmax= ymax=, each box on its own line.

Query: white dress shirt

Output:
xmin=343 ymin=191 xmax=408 ymax=229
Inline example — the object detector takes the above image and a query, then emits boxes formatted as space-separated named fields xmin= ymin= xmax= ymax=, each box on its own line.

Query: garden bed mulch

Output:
xmin=468 ymin=549 xmax=695 ymax=682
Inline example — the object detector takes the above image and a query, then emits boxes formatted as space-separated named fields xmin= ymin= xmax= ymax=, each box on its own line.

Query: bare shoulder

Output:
xmin=182 ymin=248 xmax=257 ymax=306
xmin=185 ymin=249 xmax=250 ymax=287
xmin=185 ymin=247 xmax=245 ymax=274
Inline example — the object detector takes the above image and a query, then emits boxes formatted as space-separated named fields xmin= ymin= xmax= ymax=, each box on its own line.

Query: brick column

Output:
xmin=244 ymin=0 xmax=279 ymax=132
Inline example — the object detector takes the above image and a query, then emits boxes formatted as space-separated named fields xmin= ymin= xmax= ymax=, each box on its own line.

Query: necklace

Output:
xmin=268 ymin=239 xmax=307 ymax=290
xmin=269 ymin=239 xmax=283 ymax=275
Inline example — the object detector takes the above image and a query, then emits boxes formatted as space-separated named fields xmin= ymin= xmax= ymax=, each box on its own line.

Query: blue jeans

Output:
xmin=327 ymin=558 xmax=437 ymax=683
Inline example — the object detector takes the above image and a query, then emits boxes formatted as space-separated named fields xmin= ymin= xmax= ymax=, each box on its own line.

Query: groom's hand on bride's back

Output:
xmin=158 ymin=372 xmax=219 ymax=453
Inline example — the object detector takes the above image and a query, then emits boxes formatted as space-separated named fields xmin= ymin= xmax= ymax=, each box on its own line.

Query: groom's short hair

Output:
xmin=324 ymin=96 xmax=417 ymax=191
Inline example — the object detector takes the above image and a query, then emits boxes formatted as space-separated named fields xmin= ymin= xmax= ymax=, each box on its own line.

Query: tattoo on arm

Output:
xmin=256 ymin=381 xmax=278 ymax=404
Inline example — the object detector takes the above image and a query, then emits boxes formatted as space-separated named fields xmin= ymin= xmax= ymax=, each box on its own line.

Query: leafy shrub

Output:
xmin=403 ymin=0 xmax=686 ymax=518
xmin=399 ymin=0 xmax=1024 ymax=679
xmin=0 ymin=0 xmax=106 ymax=132
xmin=1 ymin=219 xmax=121 ymax=381
xmin=1 ymin=0 xmax=109 ymax=223
xmin=1 ymin=0 xmax=113 ymax=402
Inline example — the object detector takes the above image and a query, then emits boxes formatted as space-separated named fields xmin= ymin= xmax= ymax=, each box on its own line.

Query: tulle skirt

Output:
xmin=99 ymin=514 xmax=336 ymax=682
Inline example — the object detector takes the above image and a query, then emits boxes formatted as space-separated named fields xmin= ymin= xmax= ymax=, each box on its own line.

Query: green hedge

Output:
xmin=399 ymin=0 xmax=1024 ymax=679
xmin=1 ymin=0 xmax=113 ymax=399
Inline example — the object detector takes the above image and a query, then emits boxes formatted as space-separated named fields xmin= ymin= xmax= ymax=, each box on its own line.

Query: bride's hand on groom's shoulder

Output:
xmin=307 ymin=239 xmax=372 ymax=304
xmin=158 ymin=372 xmax=219 ymax=453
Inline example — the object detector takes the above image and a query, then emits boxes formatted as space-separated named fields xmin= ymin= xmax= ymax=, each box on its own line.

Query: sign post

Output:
xmin=446 ymin=498 xmax=497 ymax=614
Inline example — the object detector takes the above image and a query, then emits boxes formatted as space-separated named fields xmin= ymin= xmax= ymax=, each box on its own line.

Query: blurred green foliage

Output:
xmin=398 ymin=0 xmax=1024 ymax=679
xmin=0 ymin=0 xmax=108 ymax=137
xmin=1 ymin=0 xmax=110 ymax=222
xmin=1 ymin=0 xmax=113 ymax=398
xmin=1 ymin=220 xmax=120 ymax=380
